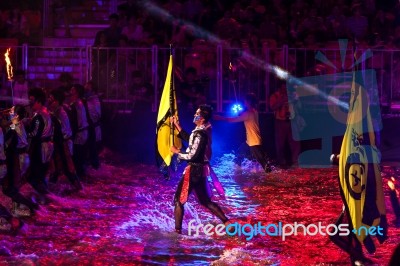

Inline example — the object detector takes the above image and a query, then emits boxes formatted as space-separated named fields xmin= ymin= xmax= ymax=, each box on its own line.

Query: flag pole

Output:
xmin=169 ymin=44 xmax=175 ymax=146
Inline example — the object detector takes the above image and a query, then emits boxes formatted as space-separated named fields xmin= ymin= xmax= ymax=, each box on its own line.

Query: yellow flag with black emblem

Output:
xmin=338 ymin=70 xmax=387 ymax=252
xmin=156 ymin=55 xmax=182 ymax=172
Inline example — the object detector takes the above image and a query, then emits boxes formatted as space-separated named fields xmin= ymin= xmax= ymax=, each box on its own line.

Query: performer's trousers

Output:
xmin=28 ymin=143 xmax=49 ymax=195
xmin=173 ymin=174 xmax=228 ymax=230
xmin=2 ymin=153 xmax=38 ymax=211
xmin=88 ymin=127 xmax=100 ymax=169
xmin=0 ymin=204 xmax=12 ymax=222
xmin=73 ymin=143 xmax=86 ymax=179
xmin=274 ymin=119 xmax=301 ymax=167
xmin=51 ymin=140 xmax=80 ymax=184
xmin=249 ymin=145 xmax=271 ymax=172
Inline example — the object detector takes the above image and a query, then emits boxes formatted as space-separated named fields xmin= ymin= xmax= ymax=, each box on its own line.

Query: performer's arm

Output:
xmin=170 ymin=115 xmax=190 ymax=142
xmin=27 ymin=116 xmax=44 ymax=139
xmin=4 ymin=128 xmax=17 ymax=150
xmin=214 ymin=111 xmax=249 ymax=123
xmin=177 ymin=130 xmax=190 ymax=142
xmin=68 ymin=105 xmax=78 ymax=137
xmin=172 ymin=132 xmax=207 ymax=162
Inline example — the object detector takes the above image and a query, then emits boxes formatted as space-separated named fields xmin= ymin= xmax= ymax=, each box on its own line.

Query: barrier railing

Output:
xmin=1 ymin=44 xmax=400 ymax=114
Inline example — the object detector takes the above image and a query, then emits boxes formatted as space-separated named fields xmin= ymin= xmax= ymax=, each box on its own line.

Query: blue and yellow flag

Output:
xmin=338 ymin=71 xmax=387 ymax=252
xmin=156 ymin=55 xmax=182 ymax=170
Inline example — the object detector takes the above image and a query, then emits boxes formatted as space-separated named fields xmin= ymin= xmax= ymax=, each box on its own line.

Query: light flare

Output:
xmin=140 ymin=1 xmax=350 ymax=111
xmin=388 ymin=177 xmax=399 ymax=197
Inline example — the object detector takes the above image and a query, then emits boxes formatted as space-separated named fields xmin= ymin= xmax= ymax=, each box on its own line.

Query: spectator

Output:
xmin=163 ymin=0 xmax=183 ymax=20
xmin=297 ymin=8 xmax=327 ymax=43
xmin=346 ymin=5 xmax=369 ymax=42
xmin=182 ymin=0 xmax=203 ymax=23
xmin=259 ymin=14 xmax=280 ymax=41
xmin=116 ymin=35 xmax=135 ymax=85
xmin=7 ymin=7 xmax=29 ymax=43
xmin=231 ymin=2 xmax=244 ymax=22
xmin=240 ymin=7 xmax=258 ymax=38
xmin=215 ymin=11 xmax=241 ymax=40
xmin=122 ymin=15 xmax=147 ymax=46
xmin=269 ymin=83 xmax=302 ymax=168
xmin=92 ymin=31 xmax=114 ymax=91
xmin=171 ymin=22 xmax=195 ymax=47
xmin=180 ymin=67 xmax=206 ymax=111
xmin=326 ymin=6 xmax=348 ymax=40
xmin=12 ymin=69 xmax=30 ymax=106
xmin=372 ymin=10 xmax=394 ymax=43
xmin=198 ymin=3 xmax=222 ymax=36
xmin=0 ymin=13 xmax=11 ymax=38
xmin=129 ymin=70 xmax=154 ymax=112
xmin=103 ymin=13 xmax=122 ymax=47
xmin=117 ymin=0 xmax=137 ymax=18
xmin=247 ymin=30 xmax=262 ymax=57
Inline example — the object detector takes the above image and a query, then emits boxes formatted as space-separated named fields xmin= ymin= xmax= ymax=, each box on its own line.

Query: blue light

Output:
xmin=231 ymin=103 xmax=243 ymax=115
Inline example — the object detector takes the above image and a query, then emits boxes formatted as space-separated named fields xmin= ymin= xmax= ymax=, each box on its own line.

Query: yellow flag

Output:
xmin=338 ymin=71 xmax=386 ymax=248
xmin=156 ymin=55 xmax=182 ymax=167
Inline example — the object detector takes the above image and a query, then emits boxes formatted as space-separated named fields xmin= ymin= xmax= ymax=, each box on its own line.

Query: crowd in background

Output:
xmin=1 ymin=0 xmax=400 ymax=47
xmin=111 ymin=0 xmax=399 ymax=48
xmin=0 ymin=0 xmax=42 ymax=45
xmin=89 ymin=0 xmax=400 ymax=110
xmin=2 ymin=0 xmax=400 ymax=114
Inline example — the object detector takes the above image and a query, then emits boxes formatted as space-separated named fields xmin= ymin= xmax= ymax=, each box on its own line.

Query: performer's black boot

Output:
xmin=174 ymin=201 xmax=184 ymax=234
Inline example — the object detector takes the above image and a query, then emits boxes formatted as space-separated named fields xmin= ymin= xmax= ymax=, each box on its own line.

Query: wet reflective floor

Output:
xmin=0 ymin=154 xmax=399 ymax=265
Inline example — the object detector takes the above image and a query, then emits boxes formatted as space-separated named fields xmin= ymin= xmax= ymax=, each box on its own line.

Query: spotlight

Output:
xmin=230 ymin=103 xmax=243 ymax=116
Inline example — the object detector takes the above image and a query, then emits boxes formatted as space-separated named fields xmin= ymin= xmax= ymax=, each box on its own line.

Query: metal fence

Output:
xmin=1 ymin=44 xmax=400 ymax=114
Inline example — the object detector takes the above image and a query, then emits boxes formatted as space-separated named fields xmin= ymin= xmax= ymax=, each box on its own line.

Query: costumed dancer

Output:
xmin=170 ymin=105 xmax=229 ymax=234
xmin=68 ymin=84 xmax=89 ymax=180
xmin=171 ymin=112 xmax=225 ymax=199
xmin=330 ymin=72 xmax=387 ymax=265
xmin=48 ymin=89 xmax=82 ymax=191
xmin=83 ymin=81 xmax=102 ymax=170
xmin=3 ymin=105 xmax=38 ymax=216
xmin=27 ymin=88 xmax=54 ymax=202
xmin=0 ymin=122 xmax=24 ymax=233
xmin=214 ymin=93 xmax=274 ymax=173
xmin=269 ymin=83 xmax=303 ymax=168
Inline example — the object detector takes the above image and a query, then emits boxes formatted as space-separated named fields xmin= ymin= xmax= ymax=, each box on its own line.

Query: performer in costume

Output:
xmin=171 ymin=110 xmax=225 ymax=199
xmin=48 ymin=89 xmax=82 ymax=191
xmin=330 ymin=73 xmax=387 ymax=265
xmin=3 ymin=105 xmax=38 ymax=216
xmin=68 ymin=84 xmax=89 ymax=180
xmin=83 ymin=81 xmax=102 ymax=170
xmin=0 ymin=126 xmax=23 ymax=232
xmin=170 ymin=105 xmax=229 ymax=234
xmin=269 ymin=82 xmax=303 ymax=168
xmin=214 ymin=93 xmax=273 ymax=173
xmin=27 ymin=88 xmax=54 ymax=200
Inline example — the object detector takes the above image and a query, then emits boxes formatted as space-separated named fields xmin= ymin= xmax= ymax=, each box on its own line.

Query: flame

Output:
xmin=4 ymin=48 xmax=13 ymax=80
xmin=388 ymin=180 xmax=395 ymax=191
xmin=389 ymin=177 xmax=400 ymax=197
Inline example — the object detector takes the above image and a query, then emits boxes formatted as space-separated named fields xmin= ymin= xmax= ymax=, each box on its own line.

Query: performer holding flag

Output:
xmin=330 ymin=47 xmax=387 ymax=265
xmin=155 ymin=51 xmax=182 ymax=178
xmin=170 ymin=105 xmax=229 ymax=234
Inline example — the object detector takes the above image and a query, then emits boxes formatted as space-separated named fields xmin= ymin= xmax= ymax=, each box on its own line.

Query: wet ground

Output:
xmin=0 ymin=153 xmax=399 ymax=265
